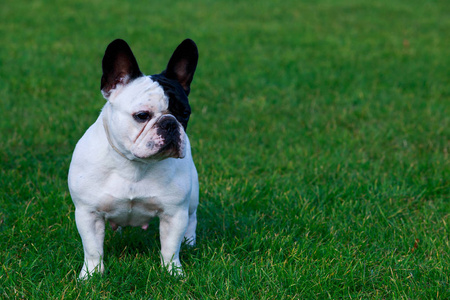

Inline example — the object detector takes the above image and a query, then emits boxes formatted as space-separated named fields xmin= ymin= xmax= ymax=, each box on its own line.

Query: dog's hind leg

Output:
xmin=184 ymin=173 xmax=199 ymax=246
xmin=183 ymin=209 xmax=197 ymax=246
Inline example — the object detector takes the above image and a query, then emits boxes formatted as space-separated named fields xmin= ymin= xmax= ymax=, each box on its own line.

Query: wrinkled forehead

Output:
xmin=115 ymin=76 xmax=168 ymax=112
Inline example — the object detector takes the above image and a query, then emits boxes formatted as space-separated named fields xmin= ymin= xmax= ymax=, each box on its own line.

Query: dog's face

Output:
xmin=100 ymin=39 xmax=198 ymax=161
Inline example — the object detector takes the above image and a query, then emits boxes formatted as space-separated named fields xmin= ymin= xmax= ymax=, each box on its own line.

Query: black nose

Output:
xmin=159 ymin=117 xmax=178 ymax=134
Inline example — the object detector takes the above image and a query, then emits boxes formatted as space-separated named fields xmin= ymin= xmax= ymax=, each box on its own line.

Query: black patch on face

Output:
xmin=150 ymin=74 xmax=191 ymax=131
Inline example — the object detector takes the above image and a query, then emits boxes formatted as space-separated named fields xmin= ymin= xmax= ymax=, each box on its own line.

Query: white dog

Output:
xmin=68 ymin=39 xmax=199 ymax=279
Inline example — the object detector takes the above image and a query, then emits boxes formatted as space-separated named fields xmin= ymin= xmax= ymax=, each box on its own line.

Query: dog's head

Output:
xmin=100 ymin=39 xmax=198 ymax=161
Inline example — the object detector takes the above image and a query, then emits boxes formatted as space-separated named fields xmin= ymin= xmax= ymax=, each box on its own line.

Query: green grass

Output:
xmin=1 ymin=0 xmax=449 ymax=298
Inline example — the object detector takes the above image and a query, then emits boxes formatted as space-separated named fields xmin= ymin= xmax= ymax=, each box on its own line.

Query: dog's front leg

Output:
xmin=75 ymin=208 xmax=105 ymax=279
xmin=159 ymin=209 xmax=189 ymax=275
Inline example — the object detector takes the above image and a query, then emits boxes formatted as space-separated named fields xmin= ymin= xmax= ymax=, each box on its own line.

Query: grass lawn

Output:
xmin=1 ymin=0 xmax=449 ymax=298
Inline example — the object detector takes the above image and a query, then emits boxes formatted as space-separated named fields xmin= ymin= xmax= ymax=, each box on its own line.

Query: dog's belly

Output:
xmin=99 ymin=197 xmax=162 ymax=228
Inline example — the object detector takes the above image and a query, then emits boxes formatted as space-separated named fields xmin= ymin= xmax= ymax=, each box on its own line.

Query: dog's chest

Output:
xmin=97 ymin=175 xmax=164 ymax=227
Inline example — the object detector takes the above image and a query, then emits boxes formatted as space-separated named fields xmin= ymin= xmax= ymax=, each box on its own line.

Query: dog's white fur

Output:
xmin=68 ymin=66 xmax=198 ymax=279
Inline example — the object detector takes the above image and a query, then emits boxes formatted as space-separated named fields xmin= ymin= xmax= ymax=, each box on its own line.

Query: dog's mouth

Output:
xmin=133 ymin=140 xmax=185 ymax=160
xmin=153 ymin=144 xmax=184 ymax=160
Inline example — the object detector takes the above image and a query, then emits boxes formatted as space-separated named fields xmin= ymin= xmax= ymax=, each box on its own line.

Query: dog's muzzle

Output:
xmin=153 ymin=115 xmax=185 ymax=159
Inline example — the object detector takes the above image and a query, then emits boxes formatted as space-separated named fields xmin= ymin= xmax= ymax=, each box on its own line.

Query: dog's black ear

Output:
xmin=101 ymin=39 xmax=143 ymax=98
xmin=163 ymin=39 xmax=198 ymax=96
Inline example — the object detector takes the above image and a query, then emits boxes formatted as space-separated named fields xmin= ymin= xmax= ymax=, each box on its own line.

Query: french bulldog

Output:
xmin=68 ymin=38 xmax=199 ymax=279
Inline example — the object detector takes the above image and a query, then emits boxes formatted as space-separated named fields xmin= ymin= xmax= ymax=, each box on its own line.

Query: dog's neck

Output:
xmin=102 ymin=107 xmax=128 ymax=160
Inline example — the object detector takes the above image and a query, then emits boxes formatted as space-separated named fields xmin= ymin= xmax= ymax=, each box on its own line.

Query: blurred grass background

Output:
xmin=0 ymin=0 xmax=449 ymax=298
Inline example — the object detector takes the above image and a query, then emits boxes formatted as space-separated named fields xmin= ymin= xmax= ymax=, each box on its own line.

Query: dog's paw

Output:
xmin=183 ymin=235 xmax=196 ymax=247
xmin=183 ymin=239 xmax=196 ymax=247
xmin=168 ymin=264 xmax=185 ymax=277
xmin=78 ymin=261 xmax=104 ymax=280
xmin=78 ymin=269 xmax=90 ymax=281
xmin=161 ymin=261 xmax=184 ymax=277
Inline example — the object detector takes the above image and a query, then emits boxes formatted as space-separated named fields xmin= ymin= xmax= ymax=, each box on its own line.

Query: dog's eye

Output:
xmin=181 ymin=109 xmax=190 ymax=119
xmin=133 ymin=111 xmax=152 ymax=122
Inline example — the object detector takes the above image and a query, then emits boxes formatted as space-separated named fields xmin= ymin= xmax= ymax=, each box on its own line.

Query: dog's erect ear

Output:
xmin=101 ymin=39 xmax=143 ymax=99
xmin=163 ymin=39 xmax=198 ymax=96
